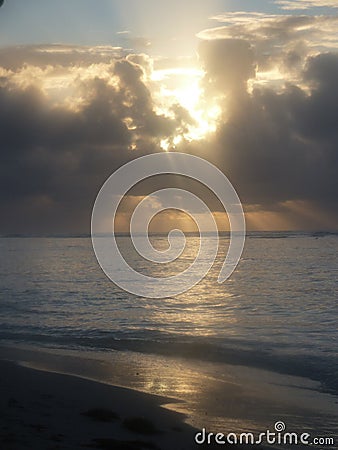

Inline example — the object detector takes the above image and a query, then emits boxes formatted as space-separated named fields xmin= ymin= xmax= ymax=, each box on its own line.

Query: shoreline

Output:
xmin=1 ymin=343 xmax=337 ymax=449
xmin=0 ymin=359 xmax=201 ymax=450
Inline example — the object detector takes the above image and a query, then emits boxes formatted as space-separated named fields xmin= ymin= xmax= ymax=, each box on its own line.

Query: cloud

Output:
xmin=198 ymin=13 xmax=338 ymax=84
xmin=191 ymin=13 xmax=338 ymax=230
xmin=276 ymin=0 xmax=338 ymax=10
xmin=190 ymin=41 xmax=338 ymax=228
xmin=0 ymin=47 xmax=188 ymax=234
xmin=0 ymin=45 xmax=126 ymax=71
xmin=199 ymin=39 xmax=256 ymax=93
xmin=1 ymin=37 xmax=338 ymax=233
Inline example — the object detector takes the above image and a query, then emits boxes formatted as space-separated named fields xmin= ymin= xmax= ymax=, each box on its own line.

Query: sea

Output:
xmin=0 ymin=232 xmax=337 ymax=443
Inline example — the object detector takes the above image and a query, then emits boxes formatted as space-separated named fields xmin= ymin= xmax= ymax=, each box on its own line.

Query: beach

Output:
xmin=0 ymin=343 xmax=337 ymax=450
xmin=0 ymin=359 xmax=201 ymax=450
xmin=0 ymin=234 xmax=337 ymax=448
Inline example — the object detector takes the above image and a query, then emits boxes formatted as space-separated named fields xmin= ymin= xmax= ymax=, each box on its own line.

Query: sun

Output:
xmin=150 ymin=67 xmax=222 ymax=150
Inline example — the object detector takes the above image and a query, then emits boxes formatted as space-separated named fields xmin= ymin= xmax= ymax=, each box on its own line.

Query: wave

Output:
xmin=1 ymin=330 xmax=337 ymax=396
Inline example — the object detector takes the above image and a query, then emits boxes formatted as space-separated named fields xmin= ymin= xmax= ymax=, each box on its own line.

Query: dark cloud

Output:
xmin=193 ymin=48 xmax=338 ymax=224
xmin=192 ymin=14 xmax=338 ymax=229
xmin=0 ymin=53 xmax=181 ymax=234
xmin=1 ymin=38 xmax=338 ymax=233
xmin=0 ymin=82 xmax=130 ymax=233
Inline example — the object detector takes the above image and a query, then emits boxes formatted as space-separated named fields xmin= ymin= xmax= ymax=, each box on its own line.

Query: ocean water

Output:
xmin=0 ymin=233 xmax=337 ymax=439
xmin=0 ymin=233 xmax=337 ymax=387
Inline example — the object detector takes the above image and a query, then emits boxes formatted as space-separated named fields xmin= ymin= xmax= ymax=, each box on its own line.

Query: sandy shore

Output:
xmin=1 ymin=346 xmax=336 ymax=449
xmin=0 ymin=360 xmax=202 ymax=450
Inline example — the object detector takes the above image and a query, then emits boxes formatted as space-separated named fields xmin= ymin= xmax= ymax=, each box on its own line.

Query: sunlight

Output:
xmin=151 ymin=67 xmax=222 ymax=149
xmin=172 ymin=79 xmax=201 ymax=113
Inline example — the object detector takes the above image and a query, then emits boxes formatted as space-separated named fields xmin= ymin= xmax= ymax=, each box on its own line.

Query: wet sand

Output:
xmin=0 ymin=359 xmax=201 ymax=450
xmin=0 ymin=345 xmax=336 ymax=449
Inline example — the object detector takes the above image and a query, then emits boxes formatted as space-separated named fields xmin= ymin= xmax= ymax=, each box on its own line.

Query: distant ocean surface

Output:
xmin=0 ymin=232 xmax=337 ymax=395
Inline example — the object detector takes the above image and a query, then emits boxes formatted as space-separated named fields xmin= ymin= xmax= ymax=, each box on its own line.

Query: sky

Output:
xmin=0 ymin=0 xmax=338 ymax=233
